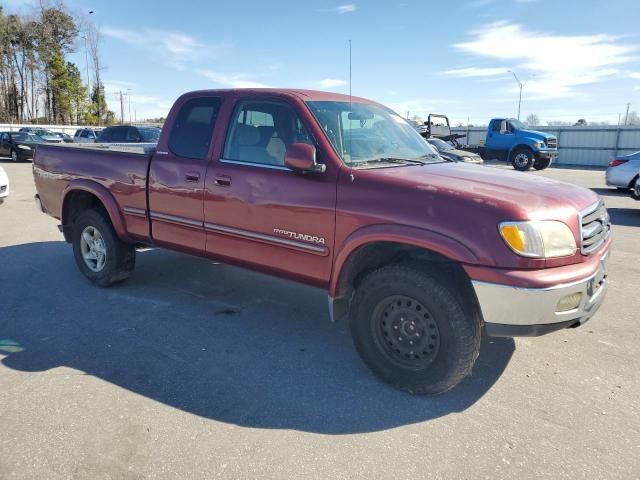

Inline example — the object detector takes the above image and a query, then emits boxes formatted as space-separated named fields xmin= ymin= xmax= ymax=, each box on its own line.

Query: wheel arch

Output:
xmin=328 ymin=225 xmax=480 ymax=321
xmin=61 ymin=180 xmax=130 ymax=243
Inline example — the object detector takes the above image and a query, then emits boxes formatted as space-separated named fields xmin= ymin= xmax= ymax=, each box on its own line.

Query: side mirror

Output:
xmin=284 ymin=143 xmax=326 ymax=174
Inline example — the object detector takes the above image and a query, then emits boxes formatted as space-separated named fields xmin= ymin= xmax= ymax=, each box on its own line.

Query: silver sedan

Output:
xmin=606 ymin=151 xmax=640 ymax=189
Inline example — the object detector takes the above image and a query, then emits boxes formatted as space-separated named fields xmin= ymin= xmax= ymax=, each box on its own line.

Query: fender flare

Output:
xmin=329 ymin=224 xmax=481 ymax=298
xmin=508 ymin=141 xmax=537 ymax=156
xmin=61 ymin=179 xmax=132 ymax=242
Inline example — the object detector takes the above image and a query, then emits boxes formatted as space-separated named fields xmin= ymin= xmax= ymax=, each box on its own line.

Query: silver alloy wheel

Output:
xmin=11 ymin=149 xmax=17 ymax=162
xmin=635 ymin=177 xmax=640 ymax=198
xmin=513 ymin=152 xmax=529 ymax=168
xmin=80 ymin=226 xmax=107 ymax=272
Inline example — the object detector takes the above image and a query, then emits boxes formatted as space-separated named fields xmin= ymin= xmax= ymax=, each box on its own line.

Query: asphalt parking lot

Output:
xmin=0 ymin=160 xmax=639 ymax=479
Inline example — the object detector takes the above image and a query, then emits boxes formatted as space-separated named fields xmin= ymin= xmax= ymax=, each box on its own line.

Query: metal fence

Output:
xmin=0 ymin=124 xmax=96 ymax=135
xmin=451 ymin=126 xmax=640 ymax=167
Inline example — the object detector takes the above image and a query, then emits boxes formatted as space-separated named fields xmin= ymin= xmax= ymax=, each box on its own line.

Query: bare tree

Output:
xmin=525 ymin=113 xmax=540 ymax=126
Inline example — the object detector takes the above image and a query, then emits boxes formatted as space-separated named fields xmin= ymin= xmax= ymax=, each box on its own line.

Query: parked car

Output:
xmin=51 ymin=131 xmax=74 ymax=143
xmin=30 ymin=128 xmax=63 ymax=143
xmin=426 ymin=137 xmax=483 ymax=164
xmin=478 ymin=118 xmax=558 ymax=171
xmin=96 ymin=125 xmax=161 ymax=143
xmin=74 ymin=128 xmax=103 ymax=143
xmin=0 ymin=165 xmax=8 ymax=204
xmin=0 ymin=131 xmax=43 ymax=161
xmin=33 ymin=88 xmax=610 ymax=395
xmin=605 ymin=151 xmax=640 ymax=190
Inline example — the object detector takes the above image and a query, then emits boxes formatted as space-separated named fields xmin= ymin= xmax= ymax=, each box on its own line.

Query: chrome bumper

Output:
xmin=473 ymin=253 xmax=608 ymax=337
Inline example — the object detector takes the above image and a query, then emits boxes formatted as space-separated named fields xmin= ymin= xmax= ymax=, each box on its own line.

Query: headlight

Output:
xmin=499 ymin=220 xmax=576 ymax=258
xmin=17 ymin=144 xmax=31 ymax=150
xmin=532 ymin=142 xmax=545 ymax=149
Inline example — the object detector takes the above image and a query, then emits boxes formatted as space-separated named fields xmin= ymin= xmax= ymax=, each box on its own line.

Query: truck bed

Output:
xmin=33 ymin=142 xmax=152 ymax=242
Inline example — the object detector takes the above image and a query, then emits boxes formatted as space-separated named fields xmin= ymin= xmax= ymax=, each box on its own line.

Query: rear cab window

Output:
xmin=168 ymin=97 xmax=221 ymax=159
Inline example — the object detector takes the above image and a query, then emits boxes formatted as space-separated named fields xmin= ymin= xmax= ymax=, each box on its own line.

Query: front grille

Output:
xmin=580 ymin=201 xmax=610 ymax=255
xmin=546 ymin=138 xmax=557 ymax=149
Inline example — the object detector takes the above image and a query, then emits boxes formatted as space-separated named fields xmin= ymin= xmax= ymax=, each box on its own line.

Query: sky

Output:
xmin=5 ymin=0 xmax=640 ymax=125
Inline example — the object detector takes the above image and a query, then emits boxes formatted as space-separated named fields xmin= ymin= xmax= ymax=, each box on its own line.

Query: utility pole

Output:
xmin=127 ymin=88 xmax=132 ymax=123
xmin=624 ymin=103 xmax=630 ymax=126
xmin=119 ymin=91 xmax=124 ymax=125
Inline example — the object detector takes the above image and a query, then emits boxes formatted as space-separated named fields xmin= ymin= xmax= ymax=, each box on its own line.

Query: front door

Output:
xmin=203 ymin=97 xmax=337 ymax=287
xmin=148 ymin=96 xmax=222 ymax=255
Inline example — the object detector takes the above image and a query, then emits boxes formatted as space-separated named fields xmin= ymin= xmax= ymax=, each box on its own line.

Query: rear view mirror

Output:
xmin=284 ymin=143 xmax=325 ymax=174
xmin=348 ymin=111 xmax=374 ymax=121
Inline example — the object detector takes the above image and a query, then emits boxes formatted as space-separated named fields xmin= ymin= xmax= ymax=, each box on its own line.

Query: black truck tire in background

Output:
xmin=72 ymin=209 xmax=136 ymax=287
xmin=349 ymin=263 xmax=481 ymax=395
xmin=511 ymin=148 xmax=534 ymax=171
xmin=533 ymin=157 xmax=552 ymax=170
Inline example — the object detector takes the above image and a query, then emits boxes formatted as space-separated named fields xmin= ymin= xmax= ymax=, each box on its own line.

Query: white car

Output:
xmin=606 ymin=151 xmax=640 ymax=190
xmin=0 ymin=166 xmax=9 ymax=204
xmin=74 ymin=128 xmax=103 ymax=143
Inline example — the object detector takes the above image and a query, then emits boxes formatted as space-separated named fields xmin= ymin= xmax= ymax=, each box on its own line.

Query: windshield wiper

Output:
xmin=356 ymin=157 xmax=428 ymax=166
xmin=416 ymin=153 xmax=452 ymax=163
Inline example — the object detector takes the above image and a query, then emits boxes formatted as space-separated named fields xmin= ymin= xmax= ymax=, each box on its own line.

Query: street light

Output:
xmin=507 ymin=70 xmax=534 ymax=120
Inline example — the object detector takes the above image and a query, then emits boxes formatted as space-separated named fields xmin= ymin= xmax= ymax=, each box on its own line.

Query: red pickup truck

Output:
xmin=33 ymin=89 xmax=611 ymax=394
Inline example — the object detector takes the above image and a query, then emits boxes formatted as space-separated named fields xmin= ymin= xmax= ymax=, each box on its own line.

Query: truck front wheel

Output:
xmin=511 ymin=148 xmax=534 ymax=171
xmin=72 ymin=209 xmax=136 ymax=287
xmin=533 ymin=157 xmax=552 ymax=170
xmin=350 ymin=264 xmax=481 ymax=394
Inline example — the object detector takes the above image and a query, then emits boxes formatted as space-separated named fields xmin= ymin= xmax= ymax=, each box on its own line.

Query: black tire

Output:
xmin=10 ymin=149 xmax=18 ymax=162
xmin=350 ymin=263 xmax=481 ymax=395
xmin=72 ymin=209 xmax=136 ymax=287
xmin=533 ymin=157 xmax=552 ymax=170
xmin=511 ymin=148 xmax=534 ymax=171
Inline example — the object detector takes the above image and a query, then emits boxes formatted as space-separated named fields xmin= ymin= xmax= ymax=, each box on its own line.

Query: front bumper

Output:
xmin=472 ymin=252 xmax=609 ymax=337
xmin=536 ymin=150 xmax=559 ymax=160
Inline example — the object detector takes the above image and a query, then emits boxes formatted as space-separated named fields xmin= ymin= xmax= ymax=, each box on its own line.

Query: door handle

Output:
xmin=214 ymin=174 xmax=232 ymax=187
xmin=185 ymin=171 xmax=200 ymax=182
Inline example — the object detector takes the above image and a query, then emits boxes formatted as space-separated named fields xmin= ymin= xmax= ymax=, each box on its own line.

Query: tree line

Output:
xmin=0 ymin=4 xmax=114 ymax=126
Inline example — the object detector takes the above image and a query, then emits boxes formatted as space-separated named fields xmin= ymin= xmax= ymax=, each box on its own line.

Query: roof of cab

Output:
xmin=182 ymin=88 xmax=376 ymax=104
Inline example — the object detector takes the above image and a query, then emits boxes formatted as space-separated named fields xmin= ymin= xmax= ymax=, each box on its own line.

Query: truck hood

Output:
xmin=518 ymin=129 xmax=556 ymax=141
xmin=363 ymin=162 xmax=598 ymax=217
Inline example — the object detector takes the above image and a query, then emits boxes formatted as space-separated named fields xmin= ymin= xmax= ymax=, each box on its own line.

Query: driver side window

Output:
xmin=223 ymin=100 xmax=312 ymax=167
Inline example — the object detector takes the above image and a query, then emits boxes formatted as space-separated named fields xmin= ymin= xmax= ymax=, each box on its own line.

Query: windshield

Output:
xmin=138 ymin=127 xmax=161 ymax=142
xmin=509 ymin=119 xmax=527 ymax=130
xmin=12 ymin=133 xmax=40 ymax=142
xmin=427 ymin=138 xmax=454 ymax=151
xmin=306 ymin=101 xmax=439 ymax=167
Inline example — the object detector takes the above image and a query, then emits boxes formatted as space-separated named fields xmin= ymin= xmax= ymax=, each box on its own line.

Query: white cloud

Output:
xmin=335 ymin=4 xmax=357 ymax=13
xmin=442 ymin=67 xmax=508 ymax=77
xmin=102 ymin=27 xmax=228 ymax=69
xmin=198 ymin=70 xmax=270 ymax=88
xmin=448 ymin=22 xmax=638 ymax=99
xmin=630 ymin=72 xmax=640 ymax=79
xmin=319 ymin=79 xmax=348 ymax=89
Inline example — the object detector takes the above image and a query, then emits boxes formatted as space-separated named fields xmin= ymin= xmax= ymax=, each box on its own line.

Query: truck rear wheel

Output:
xmin=72 ymin=209 xmax=136 ymax=287
xmin=511 ymin=148 xmax=534 ymax=171
xmin=350 ymin=264 xmax=481 ymax=394
xmin=533 ymin=157 xmax=552 ymax=170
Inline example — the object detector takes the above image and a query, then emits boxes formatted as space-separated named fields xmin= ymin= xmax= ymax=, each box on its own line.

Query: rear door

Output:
xmin=147 ymin=95 xmax=222 ymax=255
xmin=0 ymin=133 xmax=9 ymax=155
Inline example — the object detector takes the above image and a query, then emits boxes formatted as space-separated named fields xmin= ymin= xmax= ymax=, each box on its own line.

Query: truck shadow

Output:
xmin=0 ymin=241 xmax=514 ymax=434
xmin=606 ymin=207 xmax=640 ymax=227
